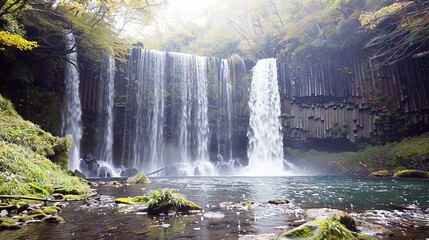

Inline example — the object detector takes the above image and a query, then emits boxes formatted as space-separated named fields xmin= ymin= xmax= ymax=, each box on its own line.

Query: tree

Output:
xmin=360 ymin=0 xmax=429 ymax=66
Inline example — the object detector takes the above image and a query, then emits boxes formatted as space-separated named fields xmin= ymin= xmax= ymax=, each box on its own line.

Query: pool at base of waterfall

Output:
xmin=1 ymin=176 xmax=428 ymax=239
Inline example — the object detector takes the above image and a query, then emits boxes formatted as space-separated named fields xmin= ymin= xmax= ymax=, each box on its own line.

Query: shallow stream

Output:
xmin=1 ymin=176 xmax=428 ymax=239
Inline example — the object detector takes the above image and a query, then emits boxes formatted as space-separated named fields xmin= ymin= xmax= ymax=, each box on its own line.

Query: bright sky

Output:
xmin=164 ymin=0 xmax=219 ymax=23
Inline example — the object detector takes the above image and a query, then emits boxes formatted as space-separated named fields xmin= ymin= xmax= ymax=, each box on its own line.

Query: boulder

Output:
xmin=355 ymin=219 xmax=393 ymax=237
xmin=393 ymin=170 xmax=428 ymax=178
xmin=127 ymin=173 xmax=151 ymax=184
xmin=280 ymin=218 xmax=359 ymax=239
xmin=120 ymin=168 xmax=139 ymax=177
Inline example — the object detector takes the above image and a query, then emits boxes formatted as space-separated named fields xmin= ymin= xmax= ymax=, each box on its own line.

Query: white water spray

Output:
xmin=63 ymin=32 xmax=82 ymax=171
xmin=246 ymin=58 xmax=284 ymax=175
xmin=97 ymin=55 xmax=115 ymax=166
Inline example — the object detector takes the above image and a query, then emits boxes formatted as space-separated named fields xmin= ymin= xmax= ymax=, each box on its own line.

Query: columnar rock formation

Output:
xmin=278 ymin=52 xmax=429 ymax=144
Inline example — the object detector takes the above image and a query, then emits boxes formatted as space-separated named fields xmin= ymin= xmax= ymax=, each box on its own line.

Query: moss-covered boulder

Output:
xmin=127 ymin=173 xmax=151 ymax=184
xmin=42 ymin=206 xmax=61 ymax=214
xmin=146 ymin=188 xmax=201 ymax=215
xmin=0 ymin=220 xmax=21 ymax=230
xmin=393 ymin=170 xmax=429 ymax=178
xmin=368 ymin=170 xmax=392 ymax=177
xmin=0 ymin=95 xmax=90 ymax=198
xmin=281 ymin=219 xmax=358 ymax=239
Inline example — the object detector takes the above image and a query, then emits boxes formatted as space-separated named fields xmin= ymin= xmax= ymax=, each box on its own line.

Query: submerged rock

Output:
xmin=127 ymin=173 xmax=151 ymax=184
xmin=267 ymin=198 xmax=290 ymax=205
xmin=105 ymin=181 xmax=123 ymax=188
xmin=41 ymin=216 xmax=64 ymax=223
xmin=393 ymin=170 xmax=429 ymax=178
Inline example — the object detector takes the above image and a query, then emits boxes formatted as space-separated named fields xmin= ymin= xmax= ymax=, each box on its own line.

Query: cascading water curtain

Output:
xmin=63 ymin=32 xmax=82 ymax=171
xmin=247 ymin=58 xmax=284 ymax=175
xmin=96 ymin=54 xmax=115 ymax=166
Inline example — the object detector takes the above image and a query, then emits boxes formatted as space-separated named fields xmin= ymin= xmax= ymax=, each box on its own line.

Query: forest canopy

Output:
xmin=0 ymin=0 xmax=428 ymax=64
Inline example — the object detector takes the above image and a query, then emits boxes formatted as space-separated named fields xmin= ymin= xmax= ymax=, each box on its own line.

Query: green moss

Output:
xmin=314 ymin=219 xmax=357 ymax=240
xmin=14 ymin=215 xmax=33 ymax=222
xmin=0 ymin=217 xmax=18 ymax=224
xmin=393 ymin=166 xmax=408 ymax=173
xmin=115 ymin=197 xmax=136 ymax=204
xmin=63 ymin=194 xmax=82 ymax=200
xmin=0 ymin=95 xmax=90 ymax=198
xmin=27 ymin=209 xmax=45 ymax=216
xmin=28 ymin=183 xmax=50 ymax=196
xmin=282 ymin=224 xmax=315 ymax=238
xmin=43 ymin=206 xmax=61 ymax=214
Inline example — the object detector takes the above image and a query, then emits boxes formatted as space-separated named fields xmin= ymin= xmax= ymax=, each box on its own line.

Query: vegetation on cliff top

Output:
xmin=0 ymin=94 xmax=90 ymax=198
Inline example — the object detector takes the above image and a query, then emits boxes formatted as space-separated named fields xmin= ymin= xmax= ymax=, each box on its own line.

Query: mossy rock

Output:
xmin=0 ymin=217 xmax=18 ymax=224
xmin=267 ymin=198 xmax=290 ymax=205
xmin=53 ymin=187 xmax=83 ymax=195
xmin=127 ymin=173 xmax=151 ymax=184
xmin=63 ymin=194 xmax=82 ymax=200
xmin=13 ymin=215 xmax=34 ymax=222
xmin=368 ymin=170 xmax=392 ymax=177
xmin=41 ymin=216 xmax=64 ymax=223
xmin=52 ymin=193 xmax=64 ymax=199
xmin=282 ymin=222 xmax=316 ymax=238
xmin=115 ymin=195 xmax=150 ymax=205
xmin=0 ymin=221 xmax=22 ymax=230
xmin=281 ymin=218 xmax=359 ymax=240
xmin=393 ymin=170 xmax=429 ymax=178
xmin=43 ymin=206 xmax=61 ymax=214
xmin=27 ymin=209 xmax=46 ymax=216
xmin=146 ymin=188 xmax=202 ymax=215
xmin=241 ymin=200 xmax=255 ymax=209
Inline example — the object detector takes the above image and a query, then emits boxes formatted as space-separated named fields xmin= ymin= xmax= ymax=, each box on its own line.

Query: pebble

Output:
xmin=0 ymin=210 xmax=8 ymax=217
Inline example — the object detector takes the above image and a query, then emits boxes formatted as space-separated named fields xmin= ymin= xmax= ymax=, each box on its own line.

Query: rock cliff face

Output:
xmin=278 ymin=52 xmax=429 ymax=146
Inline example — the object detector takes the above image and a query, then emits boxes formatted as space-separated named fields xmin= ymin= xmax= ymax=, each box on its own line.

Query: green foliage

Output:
xmin=146 ymin=188 xmax=187 ymax=209
xmin=288 ymin=133 xmax=429 ymax=174
xmin=331 ymin=123 xmax=349 ymax=137
xmin=282 ymin=224 xmax=315 ymax=238
xmin=369 ymin=90 xmax=406 ymax=143
xmin=315 ymin=219 xmax=357 ymax=240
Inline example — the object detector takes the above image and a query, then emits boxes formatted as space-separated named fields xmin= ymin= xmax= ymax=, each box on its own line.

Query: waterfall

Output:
xmin=62 ymin=32 xmax=82 ymax=171
xmin=132 ymin=50 xmax=166 ymax=172
xmin=220 ymin=59 xmax=232 ymax=160
xmin=125 ymin=49 xmax=212 ymax=175
xmin=96 ymin=55 xmax=115 ymax=166
xmin=246 ymin=58 xmax=284 ymax=175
